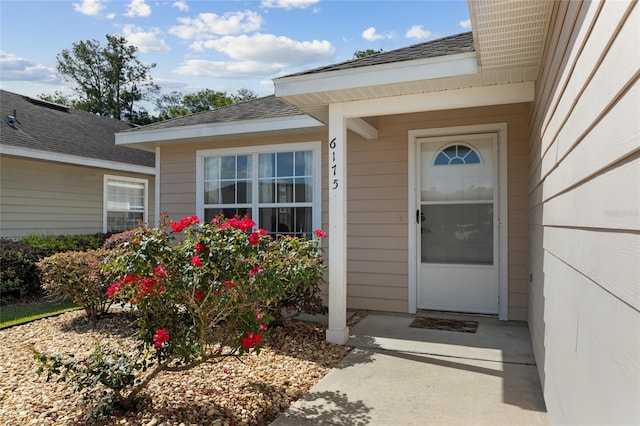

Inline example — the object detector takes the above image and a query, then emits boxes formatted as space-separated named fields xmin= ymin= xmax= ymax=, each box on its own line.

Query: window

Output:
xmin=434 ymin=144 xmax=481 ymax=165
xmin=104 ymin=175 xmax=148 ymax=233
xmin=197 ymin=142 xmax=321 ymax=238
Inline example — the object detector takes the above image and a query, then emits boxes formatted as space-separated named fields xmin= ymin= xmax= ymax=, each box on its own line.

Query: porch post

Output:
xmin=326 ymin=103 xmax=349 ymax=344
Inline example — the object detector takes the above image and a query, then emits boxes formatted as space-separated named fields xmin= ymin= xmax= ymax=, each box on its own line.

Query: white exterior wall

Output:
xmin=0 ymin=155 xmax=155 ymax=238
xmin=528 ymin=1 xmax=640 ymax=424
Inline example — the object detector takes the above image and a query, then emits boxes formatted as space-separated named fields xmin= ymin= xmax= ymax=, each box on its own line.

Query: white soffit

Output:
xmin=470 ymin=0 xmax=554 ymax=71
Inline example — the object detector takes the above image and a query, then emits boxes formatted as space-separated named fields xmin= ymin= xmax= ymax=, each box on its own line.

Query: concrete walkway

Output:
xmin=272 ymin=312 xmax=548 ymax=426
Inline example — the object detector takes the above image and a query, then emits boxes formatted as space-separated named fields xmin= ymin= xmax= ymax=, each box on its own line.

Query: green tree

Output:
xmin=154 ymin=91 xmax=186 ymax=121
xmin=56 ymin=35 xmax=158 ymax=122
xmin=37 ymin=91 xmax=75 ymax=108
xmin=231 ymin=88 xmax=258 ymax=103
xmin=154 ymin=88 xmax=257 ymax=121
xmin=353 ymin=48 xmax=384 ymax=59
xmin=182 ymin=89 xmax=233 ymax=114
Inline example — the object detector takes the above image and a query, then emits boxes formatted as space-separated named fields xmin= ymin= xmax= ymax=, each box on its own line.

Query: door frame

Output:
xmin=408 ymin=123 xmax=509 ymax=320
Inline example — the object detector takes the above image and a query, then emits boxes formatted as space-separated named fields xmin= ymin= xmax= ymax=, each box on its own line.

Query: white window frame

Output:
xmin=103 ymin=174 xmax=149 ymax=233
xmin=196 ymin=142 xmax=322 ymax=234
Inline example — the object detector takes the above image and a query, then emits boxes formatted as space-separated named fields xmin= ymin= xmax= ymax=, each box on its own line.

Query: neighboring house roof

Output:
xmin=0 ymin=89 xmax=155 ymax=170
xmin=286 ymin=31 xmax=474 ymax=77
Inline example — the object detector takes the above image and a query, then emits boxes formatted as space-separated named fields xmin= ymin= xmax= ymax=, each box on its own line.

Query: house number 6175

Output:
xmin=329 ymin=137 xmax=339 ymax=189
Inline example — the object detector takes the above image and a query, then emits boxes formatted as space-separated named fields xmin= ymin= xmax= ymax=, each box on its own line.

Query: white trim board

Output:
xmin=115 ymin=115 xmax=325 ymax=146
xmin=0 ymin=145 xmax=155 ymax=175
xmin=275 ymin=52 xmax=478 ymax=96
xmin=407 ymin=123 xmax=509 ymax=320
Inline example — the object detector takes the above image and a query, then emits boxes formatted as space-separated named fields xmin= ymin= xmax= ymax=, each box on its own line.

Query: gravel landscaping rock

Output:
xmin=0 ymin=309 xmax=362 ymax=425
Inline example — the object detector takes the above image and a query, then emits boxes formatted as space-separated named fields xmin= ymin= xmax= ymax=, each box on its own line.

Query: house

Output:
xmin=0 ymin=89 xmax=156 ymax=238
xmin=115 ymin=1 xmax=639 ymax=424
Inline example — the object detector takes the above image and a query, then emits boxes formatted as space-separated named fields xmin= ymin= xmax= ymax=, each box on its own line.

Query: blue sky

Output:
xmin=0 ymin=0 xmax=471 ymax=112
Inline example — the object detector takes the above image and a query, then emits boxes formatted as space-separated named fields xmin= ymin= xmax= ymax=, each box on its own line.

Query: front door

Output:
xmin=417 ymin=133 xmax=499 ymax=314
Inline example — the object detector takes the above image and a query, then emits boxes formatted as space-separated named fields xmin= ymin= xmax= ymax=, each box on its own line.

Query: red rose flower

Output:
xmin=248 ymin=265 xmax=263 ymax=278
xmin=241 ymin=331 xmax=262 ymax=349
xmin=170 ymin=221 xmax=186 ymax=233
xmin=241 ymin=336 xmax=254 ymax=349
xmin=170 ymin=215 xmax=200 ymax=233
xmin=122 ymin=274 xmax=140 ymax=284
xmin=259 ymin=228 xmax=268 ymax=235
xmin=194 ymin=242 xmax=209 ymax=253
xmin=138 ymin=277 xmax=156 ymax=295
xmin=106 ymin=282 xmax=120 ymax=298
xmin=190 ymin=255 xmax=203 ymax=267
xmin=224 ymin=280 xmax=235 ymax=288
xmin=259 ymin=323 xmax=267 ymax=331
xmin=314 ymin=229 xmax=327 ymax=238
xmin=193 ymin=288 xmax=203 ymax=301
xmin=247 ymin=232 xmax=260 ymax=245
xmin=153 ymin=265 xmax=167 ymax=277
xmin=153 ymin=328 xmax=170 ymax=348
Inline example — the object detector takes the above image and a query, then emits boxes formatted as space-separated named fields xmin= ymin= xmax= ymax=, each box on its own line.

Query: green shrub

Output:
xmin=0 ymin=239 xmax=45 ymax=303
xmin=21 ymin=233 xmax=110 ymax=257
xmin=37 ymin=249 xmax=116 ymax=319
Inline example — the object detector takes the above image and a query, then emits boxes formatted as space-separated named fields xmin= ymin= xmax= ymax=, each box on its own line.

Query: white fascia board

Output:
xmin=115 ymin=114 xmax=324 ymax=146
xmin=275 ymin=52 xmax=478 ymax=97
xmin=339 ymin=81 xmax=535 ymax=118
xmin=0 ymin=145 xmax=155 ymax=175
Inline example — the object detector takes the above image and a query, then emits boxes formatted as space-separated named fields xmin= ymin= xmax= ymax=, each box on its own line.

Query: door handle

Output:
xmin=416 ymin=209 xmax=420 ymax=224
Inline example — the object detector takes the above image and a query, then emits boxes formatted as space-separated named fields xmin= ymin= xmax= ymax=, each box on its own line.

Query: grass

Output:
xmin=0 ymin=299 xmax=80 ymax=329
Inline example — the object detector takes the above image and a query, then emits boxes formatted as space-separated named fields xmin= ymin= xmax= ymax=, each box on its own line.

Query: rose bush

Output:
xmin=35 ymin=214 xmax=326 ymax=418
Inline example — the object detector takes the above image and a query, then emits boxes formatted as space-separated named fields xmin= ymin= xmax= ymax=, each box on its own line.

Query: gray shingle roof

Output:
xmin=280 ymin=32 xmax=474 ymax=78
xmin=0 ymin=89 xmax=154 ymax=167
xmin=122 ymin=95 xmax=307 ymax=132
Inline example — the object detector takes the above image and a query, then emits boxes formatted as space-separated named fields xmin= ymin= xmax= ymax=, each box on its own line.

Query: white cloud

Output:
xmin=72 ymin=0 xmax=105 ymax=16
xmin=194 ymin=34 xmax=334 ymax=66
xmin=121 ymin=25 xmax=170 ymax=53
xmin=261 ymin=0 xmax=319 ymax=9
xmin=174 ymin=34 xmax=334 ymax=79
xmin=169 ymin=10 xmax=263 ymax=39
xmin=174 ymin=59 xmax=284 ymax=79
xmin=405 ymin=25 xmax=432 ymax=40
xmin=0 ymin=51 xmax=58 ymax=83
xmin=459 ymin=19 xmax=471 ymax=29
xmin=126 ymin=0 xmax=151 ymax=18
xmin=361 ymin=27 xmax=395 ymax=42
xmin=362 ymin=27 xmax=383 ymax=41
xmin=172 ymin=1 xmax=188 ymax=12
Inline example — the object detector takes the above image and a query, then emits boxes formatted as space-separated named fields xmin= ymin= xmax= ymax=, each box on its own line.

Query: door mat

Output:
xmin=409 ymin=317 xmax=479 ymax=333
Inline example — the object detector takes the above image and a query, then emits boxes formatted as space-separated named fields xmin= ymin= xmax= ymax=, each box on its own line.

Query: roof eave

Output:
xmin=274 ymin=52 xmax=478 ymax=102
xmin=115 ymin=114 xmax=326 ymax=148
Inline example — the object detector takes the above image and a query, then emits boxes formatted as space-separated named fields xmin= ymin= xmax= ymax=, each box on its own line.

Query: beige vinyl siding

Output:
xmin=0 ymin=155 xmax=155 ymax=238
xmin=347 ymin=103 xmax=531 ymax=318
xmin=528 ymin=1 xmax=639 ymax=424
xmin=345 ymin=128 xmax=409 ymax=313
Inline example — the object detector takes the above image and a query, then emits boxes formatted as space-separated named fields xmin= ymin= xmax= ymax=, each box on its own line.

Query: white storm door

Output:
xmin=418 ymin=133 xmax=499 ymax=314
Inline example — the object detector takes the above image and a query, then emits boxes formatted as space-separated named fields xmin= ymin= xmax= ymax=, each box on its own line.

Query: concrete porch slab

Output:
xmin=272 ymin=313 xmax=548 ymax=426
